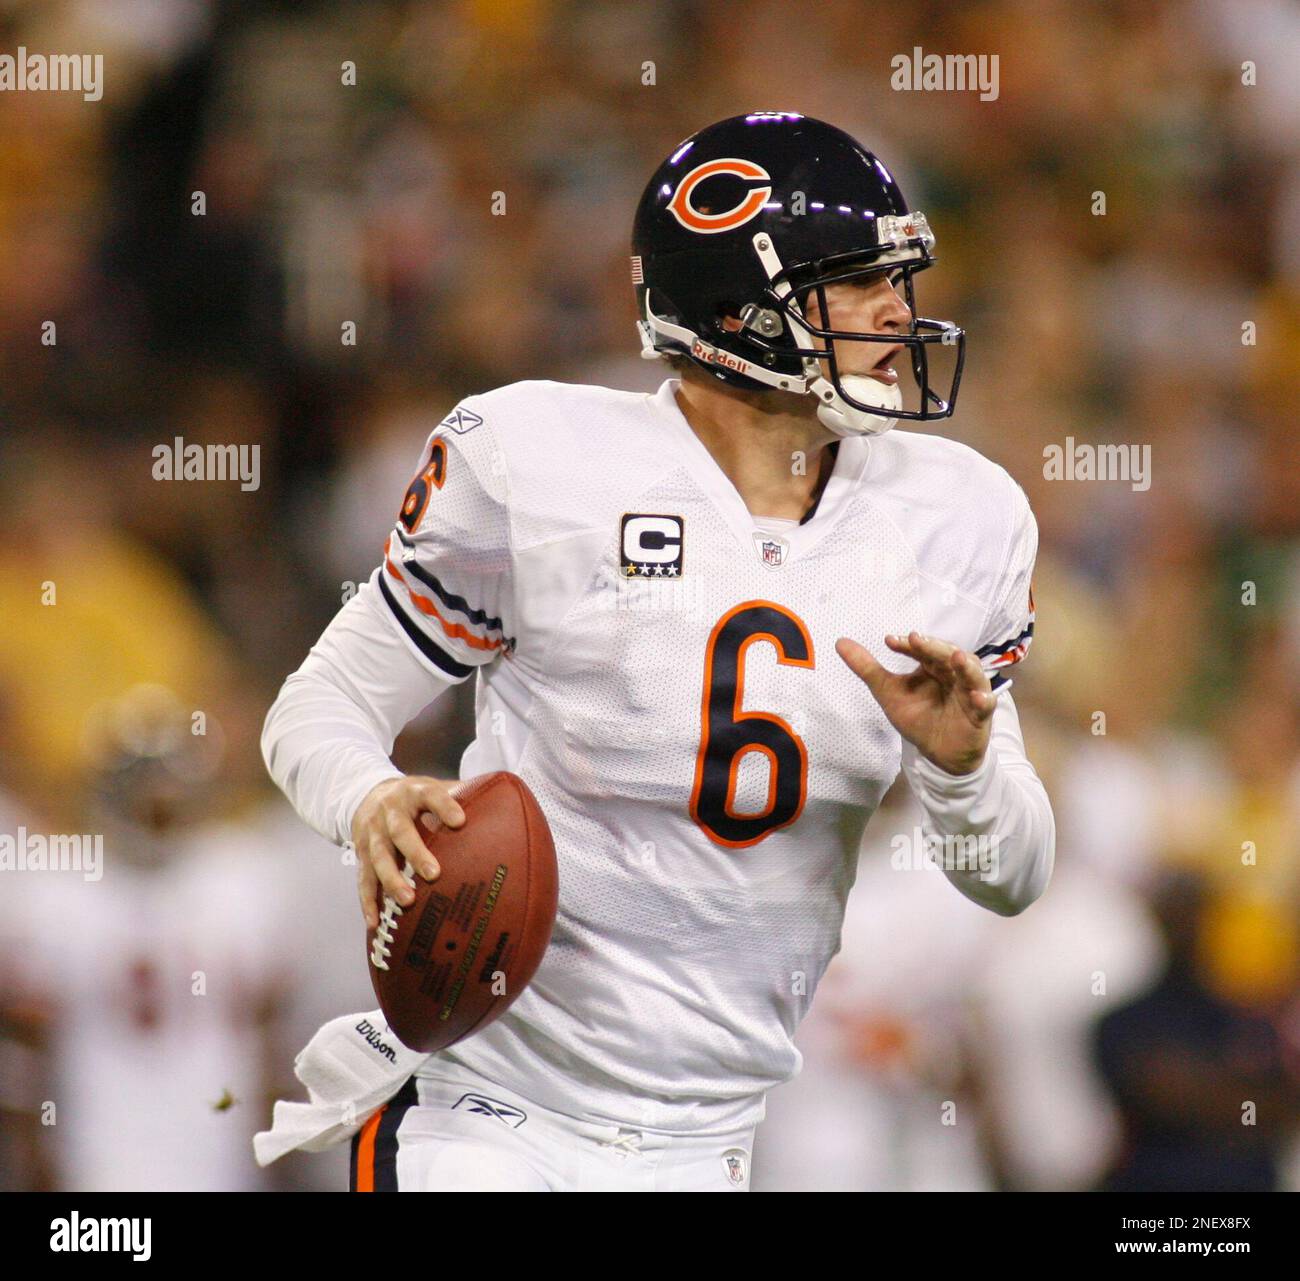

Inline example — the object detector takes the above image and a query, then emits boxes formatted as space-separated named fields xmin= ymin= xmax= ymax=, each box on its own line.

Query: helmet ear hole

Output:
xmin=714 ymin=301 xmax=743 ymax=333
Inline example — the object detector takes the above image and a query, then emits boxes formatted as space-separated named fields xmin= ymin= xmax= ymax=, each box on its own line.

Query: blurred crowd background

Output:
xmin=1 ymin=0 xmax=1298 ymax=1191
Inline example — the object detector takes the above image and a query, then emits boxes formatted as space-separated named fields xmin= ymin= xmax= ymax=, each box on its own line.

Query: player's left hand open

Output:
xmin=835 ymin=631 xmax=994 ymax=776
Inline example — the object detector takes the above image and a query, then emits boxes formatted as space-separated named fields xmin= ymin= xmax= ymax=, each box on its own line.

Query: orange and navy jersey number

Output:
xmin=691 ymin=601 xmax=813 ymax=849
xmin=398 ymin=438 xmax=448 ymax=533
xmin=349 ymin=1078 xmax=419 ymax=1191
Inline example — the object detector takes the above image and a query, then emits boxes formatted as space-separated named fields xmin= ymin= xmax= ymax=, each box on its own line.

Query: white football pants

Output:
xmin=349 ymin=1068 xmax=755 ymax=1192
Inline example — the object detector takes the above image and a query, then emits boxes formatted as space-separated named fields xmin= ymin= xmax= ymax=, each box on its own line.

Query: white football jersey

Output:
xmin=364 ymin=377 xmax=1041 ymax=1133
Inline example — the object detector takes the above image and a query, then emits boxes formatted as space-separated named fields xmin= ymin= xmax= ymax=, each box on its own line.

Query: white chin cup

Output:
xmin=813 ymin=374 xmax=903 ymax=438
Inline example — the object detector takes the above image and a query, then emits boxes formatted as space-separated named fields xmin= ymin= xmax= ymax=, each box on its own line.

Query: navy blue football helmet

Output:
xmin=632 ymin=111 xmax=964 ymax=436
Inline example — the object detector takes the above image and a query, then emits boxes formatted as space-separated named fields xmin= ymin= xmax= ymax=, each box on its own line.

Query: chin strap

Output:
xmin=812 ymin=377 xmax=899 ymax=437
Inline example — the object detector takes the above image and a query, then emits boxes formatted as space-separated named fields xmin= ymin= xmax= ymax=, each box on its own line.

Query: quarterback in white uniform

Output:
xmin=261 ymin=112 xmax=1054 ymax=1192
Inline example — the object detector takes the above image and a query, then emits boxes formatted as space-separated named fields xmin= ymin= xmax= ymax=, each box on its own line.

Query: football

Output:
xmin=366 ymin=771 xmax=558 ymax=1053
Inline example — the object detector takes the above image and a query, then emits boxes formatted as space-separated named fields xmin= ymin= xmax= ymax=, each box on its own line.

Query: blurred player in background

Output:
xmin=1094 ymin=872 xmax=1300 ymax=1192
xmin=0 ymin=687 xmax=287 ymax=1190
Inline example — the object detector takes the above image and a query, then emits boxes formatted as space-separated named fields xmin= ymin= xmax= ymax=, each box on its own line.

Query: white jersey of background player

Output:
xmin=263 ymin=112 xmax=1054 ymax=1192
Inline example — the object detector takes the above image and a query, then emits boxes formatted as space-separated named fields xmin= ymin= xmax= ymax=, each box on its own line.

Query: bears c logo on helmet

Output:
xmin=667 ymin=158 xmax=772 ymax=234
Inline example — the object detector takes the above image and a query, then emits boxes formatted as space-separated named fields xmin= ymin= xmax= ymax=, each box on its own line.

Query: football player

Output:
xmin=261 ymin=112 xmax=1054 ymax=1192
xmin=2 ymin=688 xmax=295 ymax=1191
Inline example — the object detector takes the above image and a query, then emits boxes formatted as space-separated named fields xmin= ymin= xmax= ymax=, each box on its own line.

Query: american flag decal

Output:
xmin=630 ymin=255 xmax=644 ymax=285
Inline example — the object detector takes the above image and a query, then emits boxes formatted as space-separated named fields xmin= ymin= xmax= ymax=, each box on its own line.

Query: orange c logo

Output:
xmin=667 ymin=158 xmax=772 ymax=235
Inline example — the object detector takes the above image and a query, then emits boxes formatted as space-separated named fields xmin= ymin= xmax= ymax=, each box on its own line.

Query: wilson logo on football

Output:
xmin=667 ymin=157 xmax=771 ymax=234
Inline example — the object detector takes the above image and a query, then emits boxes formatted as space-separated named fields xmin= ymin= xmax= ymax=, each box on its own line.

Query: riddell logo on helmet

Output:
xmin=690 ymin=339 xmax=750 ymax=373
xmin=668 ymin=157 xmax=771 ymax=234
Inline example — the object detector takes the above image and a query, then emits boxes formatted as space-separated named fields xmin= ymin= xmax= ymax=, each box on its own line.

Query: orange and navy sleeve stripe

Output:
xmin=976 ymin=588 xmax=1035 ymax=692
xmin=379 ymin=528 xmax=514 ymax=679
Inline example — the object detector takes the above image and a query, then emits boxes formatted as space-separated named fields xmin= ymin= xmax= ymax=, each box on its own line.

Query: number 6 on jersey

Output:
xmin=690 ymin=601 xmax=813 ymax=849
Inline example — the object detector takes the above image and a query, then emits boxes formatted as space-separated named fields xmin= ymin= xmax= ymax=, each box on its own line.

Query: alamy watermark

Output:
xmin=0 ymin=829 xmax=103 ymax=881
xmin=891 ymin=825 xmax=1001 ymax=881
xmin=1043 ymin=437 xmax=1151 ymax=491
xmin=152 ymin=437 xmax=261 ymax=492
xmin=891 ymin=47 xmax=999 ymax=102
xmin=0 ymin=48 xmax=102 ymax=102
xmin=50 ymin=1214 xmax=150 ymax=1262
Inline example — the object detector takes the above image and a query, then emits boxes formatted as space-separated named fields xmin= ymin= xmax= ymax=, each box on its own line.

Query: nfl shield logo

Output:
xmin=722 ymin=1148 xmax=748 ymax=1186
xmin=753 ymin=532 xmax=788 ymax=568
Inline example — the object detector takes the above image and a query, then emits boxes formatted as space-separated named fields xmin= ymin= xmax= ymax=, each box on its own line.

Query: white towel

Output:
xmin=253 ymin=1009 xmax=431 ymax=1166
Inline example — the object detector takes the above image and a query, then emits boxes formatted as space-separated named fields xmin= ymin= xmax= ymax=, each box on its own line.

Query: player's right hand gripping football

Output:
xmin=351 ymin=777 xmax=466 ymax=928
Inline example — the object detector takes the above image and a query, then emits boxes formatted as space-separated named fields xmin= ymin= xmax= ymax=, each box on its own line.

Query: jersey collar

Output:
xmin=645 ymin=378 xmax=871 ymax=568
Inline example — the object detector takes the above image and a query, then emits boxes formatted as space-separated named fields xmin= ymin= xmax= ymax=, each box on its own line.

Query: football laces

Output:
xmin=369 ymin=862 xmax=417 ymax=972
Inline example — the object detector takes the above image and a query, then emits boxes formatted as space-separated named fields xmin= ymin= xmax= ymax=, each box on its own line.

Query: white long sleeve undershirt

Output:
xmin=261 ymin=576 xmax=458 ymax=848
xmin=900 ymin=691 xmax=1055 ymax=916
